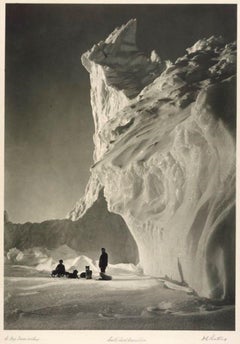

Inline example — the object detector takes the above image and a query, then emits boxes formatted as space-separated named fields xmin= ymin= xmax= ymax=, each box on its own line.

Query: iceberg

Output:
xmin=71 ymin=19 xmax=236 ymax=301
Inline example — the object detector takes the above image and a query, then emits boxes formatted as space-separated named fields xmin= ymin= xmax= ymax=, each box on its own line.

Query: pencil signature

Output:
xmin=4 ymin=336 xmax=39 ymax=342
xmin=201 ymin=334 xmax=227 ymax=342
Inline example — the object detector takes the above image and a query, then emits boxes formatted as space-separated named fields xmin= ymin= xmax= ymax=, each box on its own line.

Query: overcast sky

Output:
xmin=5 ymin=4 xmax=236 ymax=223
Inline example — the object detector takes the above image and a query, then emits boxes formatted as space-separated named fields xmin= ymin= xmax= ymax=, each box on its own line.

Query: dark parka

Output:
xmin=99 ymin=252 xmax=108 ymax=269
xmin=56 ymin=263 xmax=65 ymax=275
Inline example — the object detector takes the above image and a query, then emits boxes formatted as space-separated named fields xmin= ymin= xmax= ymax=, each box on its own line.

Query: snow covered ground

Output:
xmin=4 ymin=264 xmax=234 ymax=330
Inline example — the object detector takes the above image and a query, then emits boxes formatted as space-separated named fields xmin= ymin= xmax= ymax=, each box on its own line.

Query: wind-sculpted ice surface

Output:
xmin=72 ymin=19 xmax=236 ymax=300
xmin=81 ymin=19 xmax=166 ymax=161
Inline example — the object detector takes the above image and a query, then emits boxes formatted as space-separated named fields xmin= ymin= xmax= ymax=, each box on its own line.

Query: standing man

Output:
xmin=99 ymin=248 xmax=108 ymax=273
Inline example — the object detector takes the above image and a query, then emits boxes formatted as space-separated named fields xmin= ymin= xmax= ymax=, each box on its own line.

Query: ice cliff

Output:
xmin=70 ymin=19 xmax=236 ymax=301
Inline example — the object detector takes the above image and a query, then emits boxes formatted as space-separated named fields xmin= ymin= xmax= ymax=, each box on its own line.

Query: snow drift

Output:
xmin=6 ymin=245 xmax=142 ymax=278
xmin=70 ymin=19 xmax=236 ymax=300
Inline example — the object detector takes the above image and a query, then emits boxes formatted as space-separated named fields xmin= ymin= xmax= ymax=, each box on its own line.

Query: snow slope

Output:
xmin=71 ymin=19 xmax=236 ymax=301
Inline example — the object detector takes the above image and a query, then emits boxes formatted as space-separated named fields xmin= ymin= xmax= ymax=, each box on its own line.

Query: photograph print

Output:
xmin=4 ymin=3 xmax=237 ymax=332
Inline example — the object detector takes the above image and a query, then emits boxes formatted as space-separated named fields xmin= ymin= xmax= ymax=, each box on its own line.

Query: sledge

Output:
xmin=99 ymin=272 xmax=112 ymax=280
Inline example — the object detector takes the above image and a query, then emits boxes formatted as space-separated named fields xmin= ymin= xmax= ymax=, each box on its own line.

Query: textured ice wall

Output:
xmin=73 ymin=20 xmax=236 ymax=300
xmin=81 ymin=19 xmax=166 ymax=161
